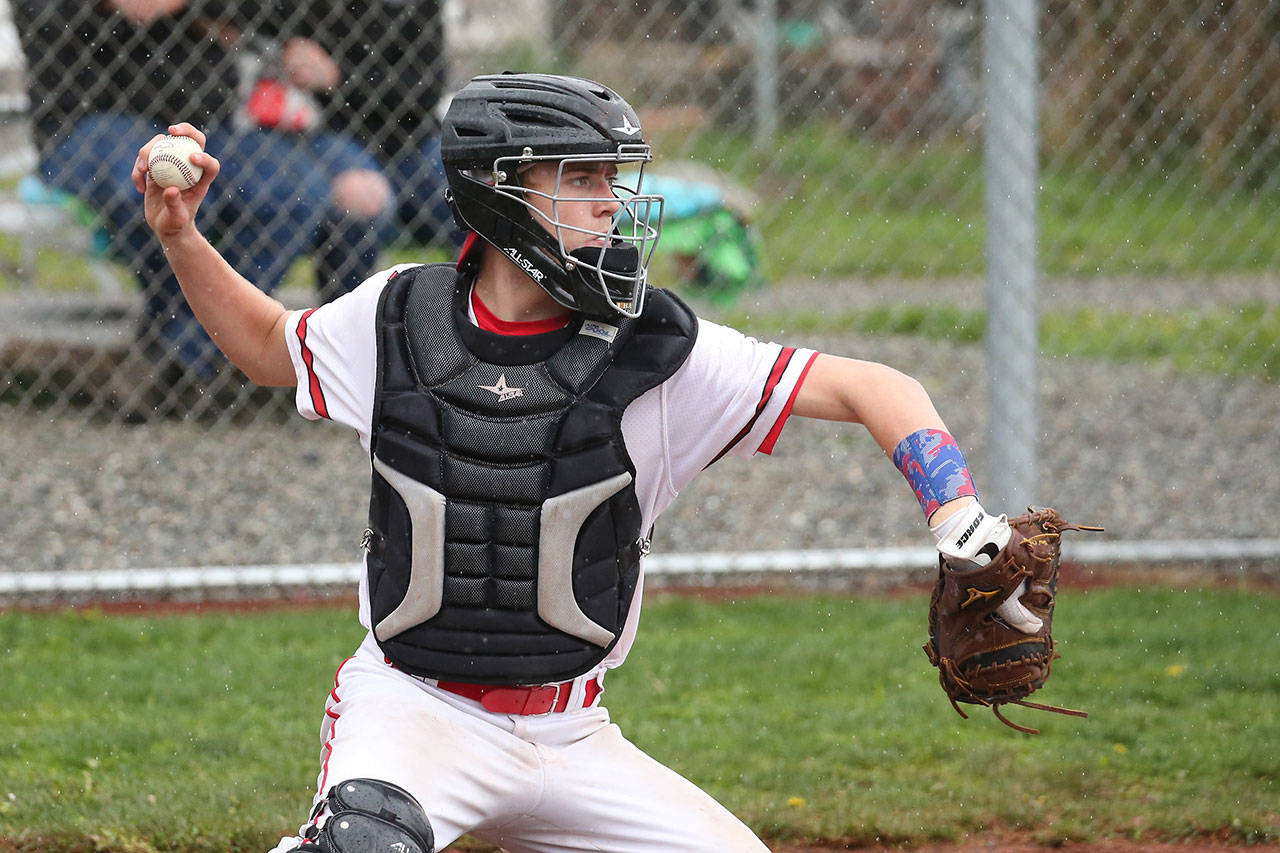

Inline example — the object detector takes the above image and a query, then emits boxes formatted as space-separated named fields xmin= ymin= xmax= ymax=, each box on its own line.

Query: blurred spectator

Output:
xmin=16 ymin=0 xmax=392 ymax=396
xmin=299 ymin=0 xmax=462 ymax=251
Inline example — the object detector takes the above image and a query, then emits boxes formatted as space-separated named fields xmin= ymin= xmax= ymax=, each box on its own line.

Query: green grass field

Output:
xmin=2 ymin=585 xmax=1277 ymax=852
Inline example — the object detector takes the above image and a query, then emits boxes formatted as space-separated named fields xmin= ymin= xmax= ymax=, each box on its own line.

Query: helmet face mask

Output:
xmin=442 ymin=74 xmax=666 ymax=319
xmin=494 ymin=148 xmax=661 ymax=318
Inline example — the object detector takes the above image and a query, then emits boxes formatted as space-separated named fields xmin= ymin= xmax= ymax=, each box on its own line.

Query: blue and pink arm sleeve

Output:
xmin=891 ymin=428 xmax=978 ymax=520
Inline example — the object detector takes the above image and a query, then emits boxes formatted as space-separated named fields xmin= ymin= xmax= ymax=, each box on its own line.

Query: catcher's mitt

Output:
xmin=923 ymin=506 xmax=1103 ymax=734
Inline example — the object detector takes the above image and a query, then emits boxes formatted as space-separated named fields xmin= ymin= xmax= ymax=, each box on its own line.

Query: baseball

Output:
xmin=147 ymin=135 xmax=204 ymax=189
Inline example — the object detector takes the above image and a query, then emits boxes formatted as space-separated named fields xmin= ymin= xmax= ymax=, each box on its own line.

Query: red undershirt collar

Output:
xmin=470 ymin=286 xmax=571 ymax=336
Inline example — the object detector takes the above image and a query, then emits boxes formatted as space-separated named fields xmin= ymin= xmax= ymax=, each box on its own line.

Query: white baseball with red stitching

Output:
xmin=147 ymin=134 xmax=204 ymax=189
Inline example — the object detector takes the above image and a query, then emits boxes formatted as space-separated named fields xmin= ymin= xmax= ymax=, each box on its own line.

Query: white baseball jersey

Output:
xmin=273 ymin=265 xmax=818 ymax=851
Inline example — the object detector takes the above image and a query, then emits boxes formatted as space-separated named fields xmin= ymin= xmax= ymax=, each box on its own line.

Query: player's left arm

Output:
xmin=793 ymin=353 xmax=1046 ymax=631
xmin=791 ymin=354 xmax=945 ymax=448
xmin=791 ymin=354 xmax=973 ymax=525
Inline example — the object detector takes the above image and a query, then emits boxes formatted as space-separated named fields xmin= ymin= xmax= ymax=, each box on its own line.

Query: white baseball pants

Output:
xmin=269 ymin=635 xmax=768 ymax=852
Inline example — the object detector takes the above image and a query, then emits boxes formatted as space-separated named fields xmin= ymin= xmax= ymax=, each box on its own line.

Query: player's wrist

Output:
xmin=932 ymin=500 xmax=1011 ymax=569
xmin=156 ymin=221 xmax=207 ymax=252
xmin=926 ymin=495 xmax=976 ymax=527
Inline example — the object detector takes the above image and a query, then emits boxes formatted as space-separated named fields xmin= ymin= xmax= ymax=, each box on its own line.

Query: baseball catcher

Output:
xmin=137 ymin=68 xmax=1104 ymax=850
xmin=924 ymin=501 xmax=1103 ymax=734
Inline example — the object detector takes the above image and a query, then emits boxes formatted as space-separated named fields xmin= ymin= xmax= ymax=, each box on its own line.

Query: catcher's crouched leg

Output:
xmin=298 ymin=778 xmax=435 ymax=853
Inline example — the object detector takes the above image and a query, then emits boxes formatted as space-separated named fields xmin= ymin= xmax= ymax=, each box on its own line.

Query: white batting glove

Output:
xmin=931 ymin=502 xmax=1043 ymax=634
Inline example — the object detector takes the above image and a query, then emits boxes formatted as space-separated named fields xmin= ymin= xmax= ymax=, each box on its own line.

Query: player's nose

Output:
xmin=595 ymin=192 xmax=622 ymax=220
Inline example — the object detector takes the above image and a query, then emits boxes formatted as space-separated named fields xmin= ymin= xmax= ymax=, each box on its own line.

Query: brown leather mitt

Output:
xmin=923 ymin=507 xmax=1103 ymax=734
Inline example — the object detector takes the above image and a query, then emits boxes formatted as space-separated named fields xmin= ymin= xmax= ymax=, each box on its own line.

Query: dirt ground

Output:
xmin=776 ymin=837 xmax=1277 ymax=852
xmin=440 ymin=830 xmax=1277 ymax=852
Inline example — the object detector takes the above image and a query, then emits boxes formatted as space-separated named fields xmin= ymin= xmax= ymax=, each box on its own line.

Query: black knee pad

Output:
xmin=307 ymin=778 xmax=435 ymax=853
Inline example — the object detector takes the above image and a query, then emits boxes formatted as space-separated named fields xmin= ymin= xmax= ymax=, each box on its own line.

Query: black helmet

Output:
xmin=441 ymin=73 xmax=663 ymax=319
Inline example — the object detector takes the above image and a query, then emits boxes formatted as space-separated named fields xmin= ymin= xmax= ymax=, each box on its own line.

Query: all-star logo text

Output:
xmin=479 ymin=374 xmax=524 ymax=402
xmin=504 ymin=247 xmax=545 ymax=282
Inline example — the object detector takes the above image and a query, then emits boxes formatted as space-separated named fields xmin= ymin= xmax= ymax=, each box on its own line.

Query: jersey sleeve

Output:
xmin=283 ymin=265 xmax=418 ymax=444
xmin=663 ymin=318 xmax=819 ymax=491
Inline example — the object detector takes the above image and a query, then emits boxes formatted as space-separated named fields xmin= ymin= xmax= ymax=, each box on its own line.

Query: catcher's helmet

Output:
xmin=441 ymin=73 xmax=663 ymax=319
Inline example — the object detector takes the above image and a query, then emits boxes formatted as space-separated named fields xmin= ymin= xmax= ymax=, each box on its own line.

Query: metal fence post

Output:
xmin=753 ymin=0 xmax=779 ymax=147
xmin=982 ymin=0 xmax=1039 ymax=512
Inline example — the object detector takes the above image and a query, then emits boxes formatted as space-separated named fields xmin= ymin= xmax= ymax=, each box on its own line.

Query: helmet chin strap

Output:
xmin=565 ymin=243 xmax=644 ymax=318
xmin=568 ymin=244 xmax=640 ymax=276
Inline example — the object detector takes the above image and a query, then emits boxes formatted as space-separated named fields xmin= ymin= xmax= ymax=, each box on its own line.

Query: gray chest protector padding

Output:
xmin=366 ymin=264 xmax=697 ymax=684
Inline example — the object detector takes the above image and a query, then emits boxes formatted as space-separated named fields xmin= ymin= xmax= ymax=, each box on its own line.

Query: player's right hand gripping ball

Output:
xmin=923 ymin=507 xmax=1103 ymax=734
xmin=147 ymin=134 xmax=204 ymax=189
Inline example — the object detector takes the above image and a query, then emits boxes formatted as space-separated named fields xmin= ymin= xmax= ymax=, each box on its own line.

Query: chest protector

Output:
xmin=366 ymin=264 xmax=697 ymax=685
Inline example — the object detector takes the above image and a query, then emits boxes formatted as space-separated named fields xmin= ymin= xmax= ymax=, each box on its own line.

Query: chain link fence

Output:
xmin=2 ymin=0 xmax=1279 ymax=583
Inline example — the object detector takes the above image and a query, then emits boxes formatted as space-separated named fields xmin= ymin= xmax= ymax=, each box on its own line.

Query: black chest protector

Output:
xmin=366 ymin=264 xmax=697 ymax=685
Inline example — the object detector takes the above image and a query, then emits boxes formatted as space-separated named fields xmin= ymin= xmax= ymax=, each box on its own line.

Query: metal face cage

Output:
xmin=490 ymin=144 xmax=664 ymax=319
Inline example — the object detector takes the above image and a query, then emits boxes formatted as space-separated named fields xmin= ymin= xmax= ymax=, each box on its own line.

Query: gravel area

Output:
xmin=4 ymin=302 xmax=1279 ymax=577
xmin=735 ymin=273 xmax=1280 ymax=314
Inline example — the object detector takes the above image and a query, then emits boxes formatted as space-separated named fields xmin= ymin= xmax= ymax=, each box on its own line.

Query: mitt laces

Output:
xmin=1025 ymin=507 xmax=1106 ymax=536
xmin=1021 ymin=531 xmax=1059 ymax=563
xmin=940 ymin=656 xmax=1089 ymax=735
xmin=993 ymin=700 xmax=1089 ymax=736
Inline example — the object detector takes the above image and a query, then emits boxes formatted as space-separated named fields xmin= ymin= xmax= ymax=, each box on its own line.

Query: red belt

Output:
xmin=435 ymin=677 xmax=602 ymax=715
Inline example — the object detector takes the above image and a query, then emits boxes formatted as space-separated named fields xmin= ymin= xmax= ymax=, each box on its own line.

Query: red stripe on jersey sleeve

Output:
xmin=756 ymin=350 xmax=820 ymax=455
xmin=707 ymin=346 xmax=796 ymax=466
xmin=296 ymin=308 xmax=330 ymax=420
